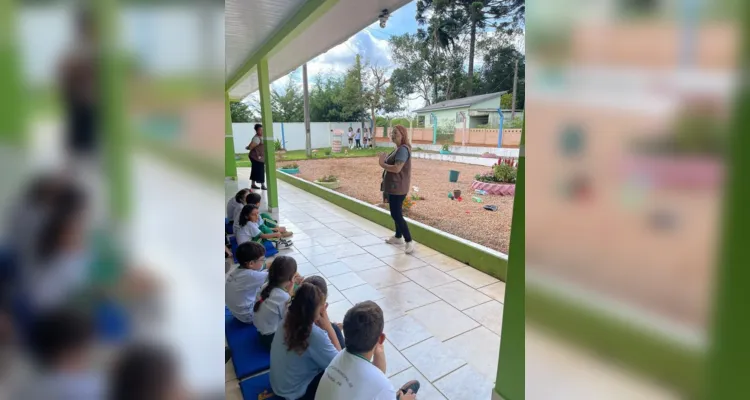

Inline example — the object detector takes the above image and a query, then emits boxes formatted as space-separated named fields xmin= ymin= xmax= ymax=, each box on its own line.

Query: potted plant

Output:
xmin=470 ymin=157 xmax=517 ymax=196
xmin=626 ymin=99 xmax=725 ymax=189
xmin=440 ymin=142 xmax=452 ymax=154
xmin=314 ymin=174 xmax=341 ymax=190
xmin=278 ymin=163 xmax=299 ymax=174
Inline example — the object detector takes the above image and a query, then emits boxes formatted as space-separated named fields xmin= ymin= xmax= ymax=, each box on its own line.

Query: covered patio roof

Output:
xmin=225 ymin=0 xmax=412 ymax=100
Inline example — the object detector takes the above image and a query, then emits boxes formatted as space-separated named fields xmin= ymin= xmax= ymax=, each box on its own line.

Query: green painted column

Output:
xmin=97 ymin=0 xmax=130 ymax=220
xmin=225 ymin=92 xmax=238 ymax=179
xmin=494 ymin=116 xmax=525 ymax=399
xmin=257 ymin=58 xmax=278 ymax=210
xmin=0 ymin=0 xmax=25 ymax=147
xmin=706 ymin=21 xmax=750 ymax=398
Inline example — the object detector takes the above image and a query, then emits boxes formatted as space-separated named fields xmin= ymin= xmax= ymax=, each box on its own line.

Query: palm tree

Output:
xmin=417 ymin=16 xmax=460 ymax=100
xmin=417 ymin=0 xmax=525 ymax=96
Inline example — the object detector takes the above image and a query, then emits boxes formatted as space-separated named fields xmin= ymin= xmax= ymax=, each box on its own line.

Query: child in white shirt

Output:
xmin=253 ymin=256 xmax=303 ymax=349
xmin=225 ymin=242 xmax=267 ymax=324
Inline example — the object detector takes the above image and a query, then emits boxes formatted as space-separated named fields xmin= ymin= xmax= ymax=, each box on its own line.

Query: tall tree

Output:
xmin=417 ymin=0 xmax=525 ymax=96
xmin=271 ymin=78 xmax=304 ymax=122
xmin=363 ymin=63 xmax=402 ymax=130
xmin=339 ymin=55 xmax=367 ymax=121
xmin=389 ymin=34 xmax=433 ymax=107
xmin=230 ymin=101 xmax=257 ymax=122
xmin=478 ymin=37 xmax=525 ymax=108
xmin=310 ymin=74 xmax=346 ymax=122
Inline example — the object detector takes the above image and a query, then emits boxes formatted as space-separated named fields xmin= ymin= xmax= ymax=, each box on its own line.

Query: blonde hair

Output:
xmin=392 ymin=125 xmax=411 ymax=149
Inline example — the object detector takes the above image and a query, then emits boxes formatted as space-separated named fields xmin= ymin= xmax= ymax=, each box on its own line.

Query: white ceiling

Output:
xmin=226 ymin=0 xmax=413 ymax=100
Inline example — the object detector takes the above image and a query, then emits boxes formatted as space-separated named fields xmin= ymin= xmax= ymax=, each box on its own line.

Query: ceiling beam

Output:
xmin=225 ymin=0 xmax=339 ymax=91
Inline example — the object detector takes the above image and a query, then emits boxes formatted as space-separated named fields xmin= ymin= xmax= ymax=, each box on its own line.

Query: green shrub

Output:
xmin=493 ymin=163 xmax=517 ymax=183
xmin=324 ymin=149 xmax=332 ymax=156
xmin=503 ymin=117 xmax=524 ymax=129
xmin=281 ymin=163 xmax=299 ymax=169
xmin=441 ymin=142 xmax=451 ymax=151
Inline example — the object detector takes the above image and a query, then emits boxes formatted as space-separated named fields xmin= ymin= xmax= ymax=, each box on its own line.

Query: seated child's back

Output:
xmin=253 ymin=256 xmax=299 ymax=348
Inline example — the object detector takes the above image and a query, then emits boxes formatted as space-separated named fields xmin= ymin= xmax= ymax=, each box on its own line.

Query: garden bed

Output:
xmin=293 ymin=157 xmax=514 ymax=253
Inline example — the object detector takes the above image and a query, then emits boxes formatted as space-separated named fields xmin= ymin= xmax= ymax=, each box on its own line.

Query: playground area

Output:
xmin=288 ymin=157 xmax=515 ymax=254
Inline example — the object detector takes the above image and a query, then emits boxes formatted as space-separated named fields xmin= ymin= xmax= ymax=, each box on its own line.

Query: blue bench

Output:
xmin=225 ymin=307 xmax=270 ymax=379
xmin=239 ymin=372 xmax=281 ymax=400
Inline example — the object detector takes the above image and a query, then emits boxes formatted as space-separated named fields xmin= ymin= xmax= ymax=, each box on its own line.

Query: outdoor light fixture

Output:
xmin=378 ymin=9 xmax=390 ymax=28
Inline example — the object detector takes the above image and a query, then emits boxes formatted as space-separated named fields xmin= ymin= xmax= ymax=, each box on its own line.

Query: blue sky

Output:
xmin=268 ymin=2 xmax=430 ymax=110
xmin=271 ymin=3 xmax=418 ymax=84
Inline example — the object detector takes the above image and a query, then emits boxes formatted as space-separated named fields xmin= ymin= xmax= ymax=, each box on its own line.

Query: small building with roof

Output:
xmin=413 ymin=91 xmax=522 ymax=129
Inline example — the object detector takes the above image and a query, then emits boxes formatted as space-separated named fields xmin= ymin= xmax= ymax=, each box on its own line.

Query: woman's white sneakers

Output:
xmin=386 ymin=236 xmax=415 ymax=254
xmin=385 ymin=237 xmax=404 ymax=245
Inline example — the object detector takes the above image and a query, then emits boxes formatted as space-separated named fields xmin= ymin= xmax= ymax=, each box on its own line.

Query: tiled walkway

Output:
xmin=225 ymin=178 xmax=506 ymax=400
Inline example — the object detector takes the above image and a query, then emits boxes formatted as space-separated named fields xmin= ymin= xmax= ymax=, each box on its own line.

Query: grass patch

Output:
xmin=235 ymin=146 xmax=392 ymax=167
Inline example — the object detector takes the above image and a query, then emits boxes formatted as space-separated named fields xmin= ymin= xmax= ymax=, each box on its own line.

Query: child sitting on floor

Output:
xmin=227 ymin=189 xmax=250 ymax=226
xmin=315 ymin=301 xmax=419 ymax=400
xmin=253 ymin=256 xmax=303 ymax=349
xmin=110 ymin=342 xmax=186 ymax=400
xmin=231 ymin=190 xmax=252 ymax=234
xmin=246 ymin=192 xmax=293 ymax=236
xmin=235 ymin=205 xmax=292 ymax=249
xmin=225 ymin=242 xmax=267 ymax=324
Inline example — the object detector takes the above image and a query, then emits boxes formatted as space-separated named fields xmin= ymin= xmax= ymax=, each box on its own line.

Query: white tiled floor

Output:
xmin=225 ymin=179 xmax=504 ymax=399
xmin=225 ymin=177 xmax=679 ymax=400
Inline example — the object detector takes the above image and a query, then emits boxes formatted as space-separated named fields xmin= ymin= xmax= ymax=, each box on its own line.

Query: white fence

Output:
xmin=232 ymin=122 xmax=366 ymax=152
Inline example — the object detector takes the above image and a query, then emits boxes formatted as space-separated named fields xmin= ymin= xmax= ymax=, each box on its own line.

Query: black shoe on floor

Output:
xmin=251 ymin=184 xmax=260 ymax=189
xmin=261 ymin=185 xmax=267 ymax=190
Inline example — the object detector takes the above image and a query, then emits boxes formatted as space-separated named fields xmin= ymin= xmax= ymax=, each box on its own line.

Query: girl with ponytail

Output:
xmin=269 ymin=281 xmax=342 ymax=400
xmin=253 ymin=256 xmax=302 ymax=349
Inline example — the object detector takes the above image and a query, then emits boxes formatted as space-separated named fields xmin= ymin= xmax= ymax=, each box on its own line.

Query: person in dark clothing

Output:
xmin=246 ymin=124 xmax=267 ymax=190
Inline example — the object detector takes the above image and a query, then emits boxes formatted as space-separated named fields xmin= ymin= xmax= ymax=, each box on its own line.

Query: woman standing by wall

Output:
xmin=379 ymin=125 xmax=414 ymax=254
xmin=246 ymin=124 xmax=266 ymax=190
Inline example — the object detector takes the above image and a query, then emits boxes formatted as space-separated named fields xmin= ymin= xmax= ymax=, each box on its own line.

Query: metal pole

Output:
xmin=681 ymin=0 xmax=698 ymax=68
xmin=511 ymin=59 xmax=519 ymax=121
xmin=461 ymin=111 xmax=467 ymax=146
xmin=497 ymin=108 xmax=504 ymax=148
xmin=303 ymin=63 xmax=312 ymax=157
xmin=431 ymin=113 xmax=437 ymax=144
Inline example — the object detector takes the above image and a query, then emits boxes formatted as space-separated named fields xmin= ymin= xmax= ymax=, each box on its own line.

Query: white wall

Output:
xmin=232 ymin=122 xmax=362 ymax=152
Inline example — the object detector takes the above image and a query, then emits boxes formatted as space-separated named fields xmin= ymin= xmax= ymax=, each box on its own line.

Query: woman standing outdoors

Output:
xmin=379 ymin=125 xmax=414 ymax=254
xmin=246 ymin=124 xmax=267 ymax=190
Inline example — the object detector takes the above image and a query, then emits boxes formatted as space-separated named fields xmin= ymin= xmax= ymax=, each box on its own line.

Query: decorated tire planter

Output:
xmin=622 ymin=155 xmax=723 ymax=189
xmin=278 ymin=167 xmax=299 ymax=174
xmin=471 ymin=180 xmax=516 ymax=196
xmin=314 ymin=180 xmax=341 ymax=190
xmin=439 ymin=149 xmax=452 ymax=155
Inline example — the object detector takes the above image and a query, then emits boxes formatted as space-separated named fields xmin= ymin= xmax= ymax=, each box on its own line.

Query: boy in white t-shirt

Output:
xmin=315 ymin=301 xmax=419 ymax=400
xmin=225 ymin=242 xmax=267 ymax=324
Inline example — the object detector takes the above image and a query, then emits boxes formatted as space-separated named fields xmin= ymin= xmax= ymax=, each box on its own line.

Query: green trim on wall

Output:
xmin=495 ymin=119 xmax=525 ymax=399
xmin=277 ymin=171 xmax=508 ymax=281
xmin=225 ymin=0 xmax=339 ymax=91
xmin=526 ymin=283 xmax=705 ymax=398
